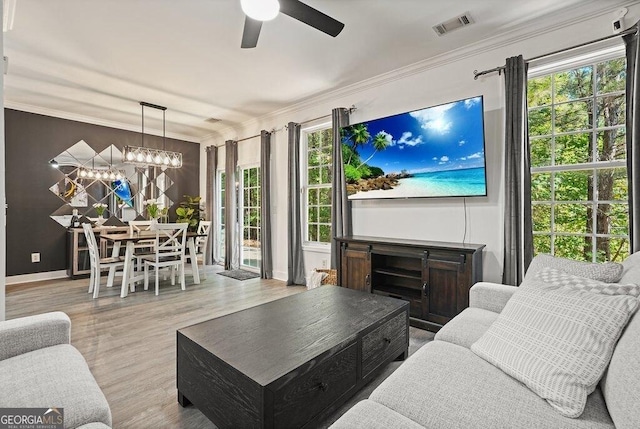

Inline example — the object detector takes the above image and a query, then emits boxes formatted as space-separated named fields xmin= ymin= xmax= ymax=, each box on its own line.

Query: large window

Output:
xmin=528 ymin=56 xmax=628 ymax=262
xmin=304 ymin=127 xmax=333 ymax=244
xmin=241 ymin=166 xmax=261 ymax=270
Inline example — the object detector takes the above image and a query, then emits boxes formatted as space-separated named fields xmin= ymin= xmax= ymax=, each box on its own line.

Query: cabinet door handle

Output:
xmin=317 ymin=382 xmax=328 ymax=392
xmin=365 ymin=274 xmax=371 ymax=287
xmin=422 ymin=282 xmax=429 ymax=295
xmin=383 ymin=337 xmax=391 ymax=345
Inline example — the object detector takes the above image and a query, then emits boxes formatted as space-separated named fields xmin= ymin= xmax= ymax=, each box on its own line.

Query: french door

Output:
xmin=240 ymin=166 xmax=261 ymax=271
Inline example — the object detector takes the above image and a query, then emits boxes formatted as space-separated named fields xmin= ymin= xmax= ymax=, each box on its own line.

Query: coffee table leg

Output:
xmin=178 ymin=391 xmax=192 ymax=407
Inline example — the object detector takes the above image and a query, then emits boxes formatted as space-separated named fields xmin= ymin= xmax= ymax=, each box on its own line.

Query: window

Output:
xmin=304 ymin=127 xmax=333 ymax=245
xmin=241 ymin=166 xmax=261 ymax=270
xmin=528 ymin=56 xmax=628 ymax=262
xmin=218 ymin=171 xmax=225 ymax=263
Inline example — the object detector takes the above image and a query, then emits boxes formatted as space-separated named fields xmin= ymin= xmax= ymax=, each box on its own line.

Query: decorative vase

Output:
xmin=96 ymin=214 xmax=106 ymax=226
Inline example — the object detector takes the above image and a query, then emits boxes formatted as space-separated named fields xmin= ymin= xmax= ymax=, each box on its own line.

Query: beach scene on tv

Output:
xmin=342 ymin=96 xmax=487 ymax=199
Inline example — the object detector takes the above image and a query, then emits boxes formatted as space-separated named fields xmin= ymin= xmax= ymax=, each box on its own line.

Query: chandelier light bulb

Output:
xmin=116 ymin=172 xmax=122 ymax=180
xmin=171 ymin=157 xmax=179 ymax=166
xmin=109 ymin=172 xmax=116 ymax=180
xmin=126 ymin=152 xmax=135 ymax=161
xmin=241 ymin=0 xmax=280 ymax=21
xmin=88 ymin=171 xmax=94 ymax=178
xmin=80 ymin=170 xmax=87 ymax=177
xmin=154 ymin=154 xmax=162 ymax=164
xmin=136 ymin=152 xmax=144 ymax=162
xmin=163 ymin=156 xmax=170 ymax=165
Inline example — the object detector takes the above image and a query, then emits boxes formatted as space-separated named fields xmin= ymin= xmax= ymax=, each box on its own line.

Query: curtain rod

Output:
xmin=473 ymin=27 xmax=638 ymax=80
xmin=284 ymin=106 xmax=357 ymax=129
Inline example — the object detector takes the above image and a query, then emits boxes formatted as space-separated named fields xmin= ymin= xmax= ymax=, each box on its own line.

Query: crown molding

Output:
xmin=4 ymin=101 xmax=202 ymax=144
xmin=212 ymin=0 xmax=632 ymax=140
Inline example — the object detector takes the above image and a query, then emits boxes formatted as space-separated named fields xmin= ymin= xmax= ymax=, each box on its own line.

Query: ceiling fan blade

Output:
xmin=241 ymin=16 xmax=262 ymax=48
xmin=279 ymin=0 xmax=344 ymax=37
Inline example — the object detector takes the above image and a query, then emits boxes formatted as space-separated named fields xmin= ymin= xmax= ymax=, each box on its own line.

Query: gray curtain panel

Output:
xmin=624 ymin=25 xmax=640 ymax=253
xmin=502 ymin=55 xmax=533 ymax=286
xmin=205 ymin=145 xmax=218 ymax=265
xmin=225 ymin=140 xmax=238 ymax=270
xmin=260 ymin=130 xmax=273 ymax=279
xmin=330 ymin=107 xmax=351 ymax=269
xmin=287 ymin=122 xmax=306 ymax=285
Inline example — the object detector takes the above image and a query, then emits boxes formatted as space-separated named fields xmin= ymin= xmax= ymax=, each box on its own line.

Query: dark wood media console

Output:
xmin=336 ymin=235 xmax=485 ymax=331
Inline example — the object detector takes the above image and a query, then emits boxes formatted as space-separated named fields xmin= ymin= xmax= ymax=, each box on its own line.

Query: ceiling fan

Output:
xmin=240 ymin=0 xmax=344 ymax=48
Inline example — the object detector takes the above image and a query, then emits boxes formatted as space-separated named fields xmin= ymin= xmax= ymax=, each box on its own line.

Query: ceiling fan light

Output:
xmin=241 ymin=0 xmax=280 ymax=21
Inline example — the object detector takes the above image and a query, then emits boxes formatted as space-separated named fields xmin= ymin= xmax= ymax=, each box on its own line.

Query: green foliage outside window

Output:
xmin=306 ymin=128 xmax=333 ymax=243
xmin=528 ymin=57 xmax=629 ymax=262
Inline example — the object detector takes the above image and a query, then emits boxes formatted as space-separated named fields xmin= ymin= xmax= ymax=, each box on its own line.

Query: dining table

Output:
xmin=101 ymin=230 xmax=205 ymax=298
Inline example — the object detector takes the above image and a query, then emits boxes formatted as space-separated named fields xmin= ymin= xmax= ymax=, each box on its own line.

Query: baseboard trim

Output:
xmin=6 ymin=270 xmax=69 ymax=285
xmin=273 ymin=270 xmax=287 ymax=282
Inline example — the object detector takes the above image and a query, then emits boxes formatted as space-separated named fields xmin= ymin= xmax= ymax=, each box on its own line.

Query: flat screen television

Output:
xmin=341 ymin=95 xmax=487 ymax=199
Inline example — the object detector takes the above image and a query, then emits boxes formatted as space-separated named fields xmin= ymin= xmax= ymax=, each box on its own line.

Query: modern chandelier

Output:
xmin=123 ymin=101 xmax=183 ymax=169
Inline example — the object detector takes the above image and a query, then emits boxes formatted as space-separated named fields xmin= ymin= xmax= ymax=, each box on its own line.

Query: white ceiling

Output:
xmin=2 ymin=0 xmax=629 ymax=141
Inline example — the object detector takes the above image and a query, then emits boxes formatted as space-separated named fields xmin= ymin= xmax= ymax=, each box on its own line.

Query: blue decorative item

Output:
xmin=113 ymin=179 xmax=133 ymax=207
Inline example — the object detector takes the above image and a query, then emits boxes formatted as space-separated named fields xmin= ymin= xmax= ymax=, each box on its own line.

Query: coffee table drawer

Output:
xmin=362 ymin=311 xmax=407 ymax=377
xmin=272 ymin=342 xmax=358 ymax=428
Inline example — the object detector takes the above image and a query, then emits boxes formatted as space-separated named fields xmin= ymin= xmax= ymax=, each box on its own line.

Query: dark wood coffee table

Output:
xmin=177 ymin=285 xmax=409 ymax=428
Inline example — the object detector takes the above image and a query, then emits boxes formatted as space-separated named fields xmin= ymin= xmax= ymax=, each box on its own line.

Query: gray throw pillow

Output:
xmin=619 ymin=251 xmax=640 ymax=286
xmin=472 ymin=268 xmax=640 ymax=418
xmin=523 ymin=253 xmax=623 ymax=285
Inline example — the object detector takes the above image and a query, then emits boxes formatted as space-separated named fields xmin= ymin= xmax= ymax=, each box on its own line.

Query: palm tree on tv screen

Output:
xmin=344 ymin=123 xmax=371 ymax=164
xmin=358 ymin=131 xmax=390 ymax=169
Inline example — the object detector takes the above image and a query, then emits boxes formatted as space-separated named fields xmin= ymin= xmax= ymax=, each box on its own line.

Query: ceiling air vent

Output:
xmin=432 ymin=12 xmax=474 ymax=36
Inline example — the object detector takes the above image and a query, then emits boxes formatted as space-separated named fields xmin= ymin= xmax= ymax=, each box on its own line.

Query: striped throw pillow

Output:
xmin=471 ymin=281 xmax=639 ymax=418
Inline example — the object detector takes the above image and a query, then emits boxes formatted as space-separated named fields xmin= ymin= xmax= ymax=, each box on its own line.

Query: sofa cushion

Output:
xmin=0 ymin=344 xmax=112 ymax=428
xmin=600 ymin=310 xmax=640 ymax=429
xmin=524 ymin=253 xmax=623 ymax=284
xmin=370 ymin=341 xmax=614 ymax=429
xmin=619 ymin=251 xmax=640 ymax=285
xmin=329 ymin=399 xmax=425 ymax=429
xmin=434 ymin=307 xmax=498 ymax=349
xmin=471 ymin=278 xmax=639 ymax=418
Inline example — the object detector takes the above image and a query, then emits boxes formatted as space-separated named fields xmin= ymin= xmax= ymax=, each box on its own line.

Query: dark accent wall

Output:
xmin=4 ymin=109 xmax=200 ymax=276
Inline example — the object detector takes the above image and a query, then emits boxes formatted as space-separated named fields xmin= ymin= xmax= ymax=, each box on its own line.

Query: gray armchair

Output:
xmin=0 ymin=312 xmax=112 ymax=429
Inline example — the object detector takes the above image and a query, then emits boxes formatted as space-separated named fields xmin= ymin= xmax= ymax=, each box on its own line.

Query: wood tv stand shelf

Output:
xmin=336 ymin=236 xmax=485 ymax=331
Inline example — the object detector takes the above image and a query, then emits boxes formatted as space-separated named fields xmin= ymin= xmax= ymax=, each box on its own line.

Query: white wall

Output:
xmin=203 ymin=4 xmax=640 ymax=284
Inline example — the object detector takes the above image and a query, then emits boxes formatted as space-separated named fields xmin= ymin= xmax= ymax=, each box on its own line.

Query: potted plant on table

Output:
xmin=144 ymin=199 xmax=160 ymax=221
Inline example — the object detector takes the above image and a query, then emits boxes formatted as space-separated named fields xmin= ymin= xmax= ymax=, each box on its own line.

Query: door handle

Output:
xmin=422 ymin=282 xmax=429 ymax=295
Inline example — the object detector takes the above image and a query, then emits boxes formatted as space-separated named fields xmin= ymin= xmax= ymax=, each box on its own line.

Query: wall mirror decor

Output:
xmin=49 ymin=140 xmax=175 ymax=227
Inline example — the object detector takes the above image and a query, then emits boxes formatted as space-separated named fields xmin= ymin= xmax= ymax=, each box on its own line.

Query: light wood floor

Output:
xmin=6 ymin=266 xmax=306 ymax=428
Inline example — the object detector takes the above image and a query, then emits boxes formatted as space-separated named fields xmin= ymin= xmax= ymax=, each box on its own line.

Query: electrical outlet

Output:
xmin=322 ymin=259 xmax=327 ymax=268
xmin=31 ymin=253 xmax=40 ymax=263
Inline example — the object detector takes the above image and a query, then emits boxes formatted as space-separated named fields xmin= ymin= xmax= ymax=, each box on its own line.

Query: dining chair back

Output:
xmin=82 ymin=223 xmax=125 ymax=298
xmin=187 ymin=220 xmax=212 ymax=279
xmin=142 ymin=223 xmax=188 ymax=295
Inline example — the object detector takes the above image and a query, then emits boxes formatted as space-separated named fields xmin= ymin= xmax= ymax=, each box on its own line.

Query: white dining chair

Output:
xmin=128 ymin=220 xmax=156 ymax=272
xmin=185 ymin=220 xmax=211 ymax=279
xmin=142 ymin=223 xmax=188 ymax=295
xmin=82 ymin=223 xmax=126 ymax=299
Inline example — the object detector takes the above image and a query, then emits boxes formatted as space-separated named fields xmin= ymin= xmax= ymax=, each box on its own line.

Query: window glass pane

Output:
xmin=596 ymin=59 xmax=626 ymax=94
xmin=596 ymin=237 xmax=629 ymax=262
xmin=319 ymin=206 xmax=331 ymax=223
xmin=319 ymin=188 xmax=331 ymax=205
xmin=554 ymin=66 xmax=593 ymax=102
xmin=554 ymin=203 xmax=591 ymax=233
xmin=554 ymin=170 xmax=590 ymax=201
xmin=528 ymin=75 xmax=551 ymax=107
xmin=554 ymin=101 xmax=591 ymax=132
xmin=554 ymin=235 xmax=590 ymax=261
xmin=321 ymin=166 xmax=332 ymax=184
xmin=308 ymin=225 xmax=318 ymax=242
xmin=598 ymin=168 xmax=628 ymax=201
xmin=596 ymin=94 xmax=625 ymax=128
xmin=533 ymin=234 xmax=551 ymax=255
xmin=308 ymin=149 xmax=320 ymax=167
xmin=308 ymin=168 xmax=321 ymax=185
xmin=308 ymin=206 xmax=318 ymax=223
xmin=319 ymin=225 xmax=331 ymax=242
xmin=530 ymin=137 xmax=551 ymax=167
xmin=309 ymin=189 xmax=318 ymax=205
xmin=597 ymin=128 xmax=626 ymax=161
xmin=531 ymin=173 xmax=552 ymax=201
xmin=528 ymin=107 xmax=552 ymax=136
xmin=599 ymin=203 xmax=628 ymax=236
xmin=532 ymin=204 xmax=551 ymax=232
xmin=555 ymin=133 xmax=592 ymax=165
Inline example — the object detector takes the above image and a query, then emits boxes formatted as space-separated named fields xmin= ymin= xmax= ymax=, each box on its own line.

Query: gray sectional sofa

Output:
xmin=0 ymin=312 xmax=112 ymax=429
xmin=331 ymin=279 xmax=640 ymax=429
